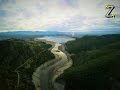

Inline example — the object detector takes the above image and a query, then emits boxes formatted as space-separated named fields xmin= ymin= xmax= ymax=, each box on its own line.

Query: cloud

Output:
xmin=0 ymin=0 xmax=120 ymax=32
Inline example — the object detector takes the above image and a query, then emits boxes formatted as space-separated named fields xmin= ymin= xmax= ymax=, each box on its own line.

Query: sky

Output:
xmin=0 ymin=0 xmax=120 ymax=32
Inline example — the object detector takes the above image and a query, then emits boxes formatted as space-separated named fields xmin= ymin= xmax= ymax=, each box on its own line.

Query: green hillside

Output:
xmin=0 ymin=39 xmax=54 ymax=90
xmin=61 ymin=34 xmax=120 ymax=90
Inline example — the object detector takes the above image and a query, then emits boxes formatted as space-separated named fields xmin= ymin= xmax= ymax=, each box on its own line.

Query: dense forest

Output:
xmin=0 ymin=39 xmax=54 ymax=90
xmin=60 ymin=34 xmax=120 ymax=90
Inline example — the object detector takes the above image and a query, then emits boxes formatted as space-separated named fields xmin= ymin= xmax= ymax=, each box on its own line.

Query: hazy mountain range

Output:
xmin=0 ymin=30 xmax=120 ymax=40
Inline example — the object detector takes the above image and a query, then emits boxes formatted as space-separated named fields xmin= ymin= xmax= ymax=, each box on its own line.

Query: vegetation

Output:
xmin=60 ymin=34 xmax=120 ymax=90
xmin=0 ymin=39 xmax=54 ymax=90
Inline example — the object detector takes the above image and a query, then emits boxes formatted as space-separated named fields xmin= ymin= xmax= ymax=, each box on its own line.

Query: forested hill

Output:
xmin=61 ymin=34 xmax=120 ymax=90
xmin=0 ymin=39 xmax=54 ymax=90
xmin=66 ymin=34 xmax=120 ymax=54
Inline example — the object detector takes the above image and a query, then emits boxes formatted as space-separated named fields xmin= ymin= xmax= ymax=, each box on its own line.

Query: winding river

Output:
xmin=32 ymin=37 xmax=74 ymax=90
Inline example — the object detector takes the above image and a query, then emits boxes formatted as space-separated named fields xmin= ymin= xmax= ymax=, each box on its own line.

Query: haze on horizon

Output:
xmin=0 ymin=0 xmax=120 ymax=32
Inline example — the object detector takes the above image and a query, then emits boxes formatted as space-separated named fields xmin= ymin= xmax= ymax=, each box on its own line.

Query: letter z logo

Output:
xmin=105 ymin=4 xmax=116 ymax=18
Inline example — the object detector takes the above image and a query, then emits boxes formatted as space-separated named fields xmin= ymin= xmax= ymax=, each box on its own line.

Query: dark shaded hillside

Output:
xmin=0 ymin=39 xmax=54 ymax=90
xmin=60 ymin=34 xmax=120 ymax=90
xmin=66 ymin=34 xmax=120 ymax=53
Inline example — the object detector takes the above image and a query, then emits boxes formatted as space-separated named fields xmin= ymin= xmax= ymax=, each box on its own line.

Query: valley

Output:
xmin=0 ymin=34 xmax=120 ymax=90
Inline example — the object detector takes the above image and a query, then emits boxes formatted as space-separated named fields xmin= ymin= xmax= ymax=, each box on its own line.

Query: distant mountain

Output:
xmin=0 ymin=31 xmax=74 ymax=36
xmin=0 ymin=31 xmax=77 ymax=40
xmin=0 ymin=30 xmax=120 ymax=40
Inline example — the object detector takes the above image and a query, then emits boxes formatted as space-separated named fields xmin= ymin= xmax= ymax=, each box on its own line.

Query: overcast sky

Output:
xmin=0 ymin=0 xmax=120 ymax=32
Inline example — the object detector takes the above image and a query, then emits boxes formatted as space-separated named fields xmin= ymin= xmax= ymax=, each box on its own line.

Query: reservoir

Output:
xmin=35 ymin=36 xmax=75 ymax=43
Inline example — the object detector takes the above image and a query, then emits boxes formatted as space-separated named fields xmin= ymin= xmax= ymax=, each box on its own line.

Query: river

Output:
xmin=32 ymin=36 xmax=74 ymax=90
